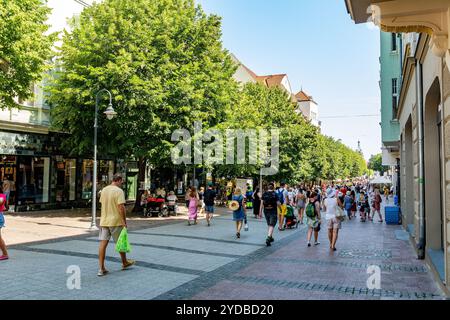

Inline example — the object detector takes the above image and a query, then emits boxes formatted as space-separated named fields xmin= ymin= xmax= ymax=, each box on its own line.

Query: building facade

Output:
xmin=0 ymin=0 xmax=142 ymax=211
xmin=380 ymin=31 xmax=402 ymax=192
xmin=346 ymin=0 xmax=450 ymax=295
xmin=295 ymin=90 xmax=321 ymax=128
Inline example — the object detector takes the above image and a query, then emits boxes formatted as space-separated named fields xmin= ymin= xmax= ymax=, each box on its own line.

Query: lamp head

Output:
xmin=104 ymin=103 xmax=117 ymax=120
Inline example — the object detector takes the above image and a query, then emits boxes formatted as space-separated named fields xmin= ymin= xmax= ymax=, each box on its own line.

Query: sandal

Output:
xmin=97 ymin=269 xmax=109 ymax=277
xmin=122 ymin=260 xmax=136 ymax=270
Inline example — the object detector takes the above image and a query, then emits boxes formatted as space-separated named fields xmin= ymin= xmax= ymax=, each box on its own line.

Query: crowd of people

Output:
xmin=0 ymin=174 xmax=391 ymax=275
xmin=173 ymin=180 xmax=390 ymax=251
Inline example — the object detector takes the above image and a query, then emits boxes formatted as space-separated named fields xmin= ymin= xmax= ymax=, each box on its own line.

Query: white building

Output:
xmin=295 ymin=90 xmax=320 ymax=127
xmin=231 ymin=54 xmax=320 ymax=126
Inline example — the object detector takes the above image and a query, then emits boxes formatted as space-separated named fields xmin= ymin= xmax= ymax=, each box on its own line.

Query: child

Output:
xmin=0 ymin=185 xmax=9 ymax=260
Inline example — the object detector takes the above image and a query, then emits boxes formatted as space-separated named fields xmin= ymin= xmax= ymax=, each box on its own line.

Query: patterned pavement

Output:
xmin=0 ymin=207 xmax=446 ymax=300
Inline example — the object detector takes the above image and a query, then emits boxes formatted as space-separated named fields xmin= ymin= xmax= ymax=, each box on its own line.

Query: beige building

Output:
xmin=346 ymin=0 xmax=450 ymax=295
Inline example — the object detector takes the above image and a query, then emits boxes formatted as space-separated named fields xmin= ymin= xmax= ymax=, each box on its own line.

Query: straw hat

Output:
xmin=229 ymin=200 xmax=240 ymax=211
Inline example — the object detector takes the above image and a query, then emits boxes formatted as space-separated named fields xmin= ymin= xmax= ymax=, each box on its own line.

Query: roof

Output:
xmin=295 ymin=90 xmax=318 ymax=104
xmin=230 ymin=53 xmax=259 ymax=82
xmin=256 ymin=74 xmax=287 ymax=88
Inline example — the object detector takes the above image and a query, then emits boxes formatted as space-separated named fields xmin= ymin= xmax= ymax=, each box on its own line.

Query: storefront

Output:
xmin=0 ymin=130 xmax=135 ymax=212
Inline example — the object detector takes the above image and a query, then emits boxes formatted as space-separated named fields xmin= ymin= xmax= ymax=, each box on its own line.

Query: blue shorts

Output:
xmin=0 ymin=213 xmax=5 ymax=228
xmin=205 ymin=205 xmax=214 ymax=213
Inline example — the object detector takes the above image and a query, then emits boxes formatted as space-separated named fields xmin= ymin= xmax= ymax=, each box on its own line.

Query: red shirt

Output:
xmin=0 ymin=194 xmax=6 ymax=212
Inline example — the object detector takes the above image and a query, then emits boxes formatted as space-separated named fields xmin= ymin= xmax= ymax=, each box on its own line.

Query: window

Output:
xmin=391 ymin=33 xmax=397 ymax=52
xmin=55 ymin=159 xmax=76 ymax=202
xmin=392 ymin=78 xmax=399 ymax=118
xmin=17 ymin=157 xmax=50 ymax=204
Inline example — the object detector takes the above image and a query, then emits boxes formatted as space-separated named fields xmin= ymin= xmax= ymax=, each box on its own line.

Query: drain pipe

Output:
xmin=416 ymin=59 xmax=426 ymax=260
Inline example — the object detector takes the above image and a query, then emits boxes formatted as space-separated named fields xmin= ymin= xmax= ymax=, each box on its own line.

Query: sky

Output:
xmin=197 ymin=0 xmax=382 ymax=160
xmin=46 ymin=0 xmax=382 ymax=161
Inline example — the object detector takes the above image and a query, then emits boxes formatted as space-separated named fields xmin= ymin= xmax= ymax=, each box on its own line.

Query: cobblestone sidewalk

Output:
xmin=0 ymin=206 xmax=446 ymax=300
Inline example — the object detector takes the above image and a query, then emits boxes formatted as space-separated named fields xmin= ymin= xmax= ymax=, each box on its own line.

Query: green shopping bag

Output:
xmin=115 ymin=228 xmax=132 ymax=253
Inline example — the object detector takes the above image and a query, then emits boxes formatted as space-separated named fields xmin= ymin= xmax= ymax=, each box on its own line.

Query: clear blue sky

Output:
xmin=197 ymin=0 xmax=381 ymax=160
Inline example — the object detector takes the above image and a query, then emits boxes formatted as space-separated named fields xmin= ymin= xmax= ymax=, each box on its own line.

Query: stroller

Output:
xmin=145 ymin=196 xmax=167 ymax=217
xmin=284 ymin=205 xmax=298 ymax=229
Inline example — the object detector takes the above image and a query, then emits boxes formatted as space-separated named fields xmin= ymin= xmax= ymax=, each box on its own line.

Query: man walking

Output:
xmin=203 ymin=183 xmax=216 ymax=226
xmin=260 ymin=183 xmax=280 ymax=246
xmin=98 ymin=174 xmax=135 ymax=276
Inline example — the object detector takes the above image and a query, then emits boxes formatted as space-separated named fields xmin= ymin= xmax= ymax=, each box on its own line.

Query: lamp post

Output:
xmin=90 ymin=89 xmax=117 ymax=230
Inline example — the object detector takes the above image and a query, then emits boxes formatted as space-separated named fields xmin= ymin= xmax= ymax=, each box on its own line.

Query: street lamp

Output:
xmin=90 ymin=89 xmax=116 ymax=230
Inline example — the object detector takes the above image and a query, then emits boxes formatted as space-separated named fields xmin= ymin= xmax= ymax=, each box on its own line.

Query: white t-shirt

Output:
xmin=324 ymin=196 xmax=338 ymax=220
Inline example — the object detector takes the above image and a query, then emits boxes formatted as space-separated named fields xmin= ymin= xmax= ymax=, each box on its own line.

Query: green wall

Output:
xmin=380 ymin=31 xmax=401 ymax=144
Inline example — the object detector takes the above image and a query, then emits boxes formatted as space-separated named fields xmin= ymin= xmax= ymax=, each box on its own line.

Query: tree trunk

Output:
xmin=132 ymin=157 xmax=147 ymax=213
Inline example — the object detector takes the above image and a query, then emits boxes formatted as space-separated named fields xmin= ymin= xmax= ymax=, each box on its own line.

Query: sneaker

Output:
xmin=97 ymin=269 xmax=109 ymax=277
xmin=0 ymin=255 xmax=9 ymax=261
xmin=269 ymin=236 xmax=275 ymax=243
xmin=236 ymin=232 xmax=240 ymax=239
xmin=266 ymin=238 xmax=271 ymax=247
xmin=307 ymin=242 xmax=311 ymax=247
xmin=122 ymin=260 xmax=136 ymax=270
xmin=314 ymin=241 xmax=320 ymax=246
xmin=244 ymin=224 xmax=249 ymax=232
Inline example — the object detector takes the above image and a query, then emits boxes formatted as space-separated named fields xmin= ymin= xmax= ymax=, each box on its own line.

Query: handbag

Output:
xmin=335 ymin=206 xmax=346 ymax=221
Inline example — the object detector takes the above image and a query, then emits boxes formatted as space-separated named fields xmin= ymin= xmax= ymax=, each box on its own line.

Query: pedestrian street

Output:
xmin=0 ymin=207 xmax=445 ymax=300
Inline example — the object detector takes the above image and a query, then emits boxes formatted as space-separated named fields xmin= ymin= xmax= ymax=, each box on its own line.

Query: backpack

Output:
xmin=203 ymin=189 xmax=215 ymax=204
xmin=305 ymin=203 xmax=316 ymax=219
xmin=344 ymin=196 xmax=353 ymax=210
xmin=276 ymin=188 xmax=285 ymax=205
xmin=262 ymin=191 xmax=278 ymax=210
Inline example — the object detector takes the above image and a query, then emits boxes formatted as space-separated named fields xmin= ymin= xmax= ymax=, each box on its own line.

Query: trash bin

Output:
xmin=385 ymin=206 xmax=401 ymax=225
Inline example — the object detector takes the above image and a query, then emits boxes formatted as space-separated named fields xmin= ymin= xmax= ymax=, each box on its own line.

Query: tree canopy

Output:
xmin=0 ymin=0 xmax=56 ymax=108
xmin=48 ymin=0 xmax=367 ymax=186
xmin=49 ymin=0 xmax=237 ymax=164
xmin=368 ymin=153 xmax=387 ymax=175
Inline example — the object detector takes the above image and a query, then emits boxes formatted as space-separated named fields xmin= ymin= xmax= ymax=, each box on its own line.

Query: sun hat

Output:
xmin=346 ymin=191 xmax=351 ymax=196
xmin=229 ymin=200 xmax=240 ymax=211
xmin=326 ymin=188 xmax=334 ymax=198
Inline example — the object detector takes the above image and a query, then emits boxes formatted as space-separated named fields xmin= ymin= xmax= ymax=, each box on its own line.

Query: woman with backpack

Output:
xmin=231 ymin=188 xmax=246 ymax=239
xmin=344 ymin=191 xmax=353 ymax=220
xmin=306 ymin=192 xmax=321 ymax=247
xmin=0 ymin=185 xmax=9 ymax=261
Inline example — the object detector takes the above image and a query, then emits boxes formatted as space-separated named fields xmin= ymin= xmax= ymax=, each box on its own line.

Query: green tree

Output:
xmin=214 ymin=83 xmax=319 ymax=184
xmin=0 ymin=0 xmax=56 ymax=108
xmin=368 ymin=153 xmax=387 ymax=174
xmin=48 ymin=0 xmax=237 ymax=210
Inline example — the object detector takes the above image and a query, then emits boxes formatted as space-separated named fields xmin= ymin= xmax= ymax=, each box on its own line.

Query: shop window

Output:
xmin=17 ymin=157 xmax=50 ymax=204
xmin=82 ymin=160 xmax=93 ymax=200
xmin=55 ymin=159 xmax=76 ymax=202
xmin=81 ymin=159 xmax=115 ymax=200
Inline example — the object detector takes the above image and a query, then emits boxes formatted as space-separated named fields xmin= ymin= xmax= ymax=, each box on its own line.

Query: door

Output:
xmin=126 ymin=172 xmax=138 ymax=201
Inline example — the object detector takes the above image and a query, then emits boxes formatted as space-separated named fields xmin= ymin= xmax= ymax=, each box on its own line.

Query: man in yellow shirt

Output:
xmin=98 ymin=174 xmax=135 ymax=276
